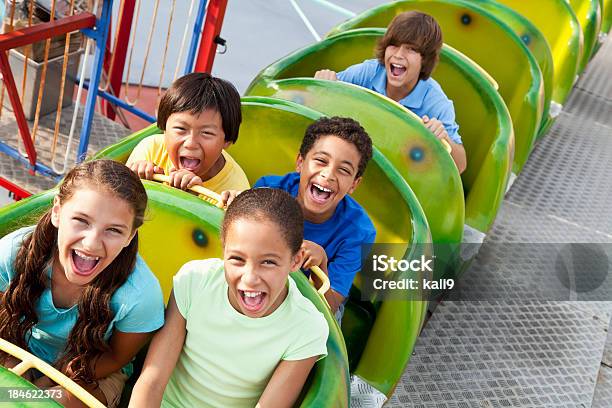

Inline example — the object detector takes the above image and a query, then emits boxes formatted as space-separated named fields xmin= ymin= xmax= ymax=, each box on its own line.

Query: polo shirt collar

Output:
xmin=399 ymin=79 xmax=427 ymax=109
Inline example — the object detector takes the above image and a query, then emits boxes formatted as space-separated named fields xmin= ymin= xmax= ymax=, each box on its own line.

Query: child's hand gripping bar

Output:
xmin=152 ymin=174 xmax=224 ymax=208
xmin=0 ymin=337 xmax=106 ymax=408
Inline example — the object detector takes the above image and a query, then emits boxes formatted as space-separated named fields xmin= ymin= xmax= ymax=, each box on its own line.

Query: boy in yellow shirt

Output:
xmin=127 ymin=73 xmax=250 ymax=192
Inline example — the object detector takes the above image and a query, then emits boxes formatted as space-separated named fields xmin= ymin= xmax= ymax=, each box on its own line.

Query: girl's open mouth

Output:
xmin=71 ymin=249 xmax=100 ymax=276
xmin=238 ymin=290 xmax=267 ymax=313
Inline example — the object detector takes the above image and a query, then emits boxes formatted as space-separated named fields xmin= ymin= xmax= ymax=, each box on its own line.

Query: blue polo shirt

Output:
xmin=254 ymin=173 xmax=376 ymax=298
xmin=337 ymin=59 xmax=462 ymax=144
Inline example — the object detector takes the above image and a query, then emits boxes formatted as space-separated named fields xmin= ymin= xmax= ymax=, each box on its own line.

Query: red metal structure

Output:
xmin=0 ymin=13 xmax=96 ymax=173
xmin=97 ymin=0 xmax=229 ymax=124
xmin=194 ymin=0 xmax=228 ymax=73
xmin=0 ymin=177 xmax=31 ymax=200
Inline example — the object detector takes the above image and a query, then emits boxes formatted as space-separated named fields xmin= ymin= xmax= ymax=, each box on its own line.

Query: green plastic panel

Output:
xmin=434 ymin=44 xmax=514 ymax=232
xmin=327 ymin=0 xmax=544 ymax=174
xmin=468 ymin=0 xmax=556 ymax=135
xmin=95 ymin=97 xmax=431 ymax=397
xmin=568 ymin=0 xmax=602 ymax=71
xmin=603 ymin=0 xmax=612 ymax=32
xmin=490 ymin=0 xmax=583 ymax=103
xmin=246 ymin=28 xmax=512 ymax=235
xmin=0 ymin=367 xmax=63 ymax=407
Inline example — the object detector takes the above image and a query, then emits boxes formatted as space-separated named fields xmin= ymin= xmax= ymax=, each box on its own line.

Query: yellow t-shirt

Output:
xmin=162 ymin=259 xmax=328 ymax=408
xmin=127 ymin=134 xmax=250 ymax=192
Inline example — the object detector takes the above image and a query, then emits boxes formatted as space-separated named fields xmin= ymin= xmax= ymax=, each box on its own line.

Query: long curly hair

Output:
xmin=0 ymin=160 xmax=147 ymax=384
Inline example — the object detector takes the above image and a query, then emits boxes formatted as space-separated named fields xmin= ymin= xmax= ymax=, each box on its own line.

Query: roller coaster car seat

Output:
xmin=341 ymin=286 xmax=376 ymax=372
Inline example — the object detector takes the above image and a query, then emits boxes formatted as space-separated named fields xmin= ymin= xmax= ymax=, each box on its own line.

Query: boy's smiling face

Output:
xmin=296 ymin=135 xmax=362 ymax=224
xmin=164 ymin=109 xmax=230 ymax=180
xmin=384 ymin=43 xmax=422 ymax=99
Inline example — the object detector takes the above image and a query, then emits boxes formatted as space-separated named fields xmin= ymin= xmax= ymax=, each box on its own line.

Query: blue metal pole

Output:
xmin=0 ymin=143 xmax=61 ymax=180
xmin=184 ymin=0 xmax=208 ymax=75
xmin=77 ymin=0 xmax=114 ymax=162
xmin=81 ymin=83 xmax=157 ymax=123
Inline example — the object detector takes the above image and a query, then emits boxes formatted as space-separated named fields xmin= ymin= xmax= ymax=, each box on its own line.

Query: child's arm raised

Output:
xmin=129 ymin=292 xmax=186 ymax=408
xmin=256 ymin=356 xmax=319 ymax=408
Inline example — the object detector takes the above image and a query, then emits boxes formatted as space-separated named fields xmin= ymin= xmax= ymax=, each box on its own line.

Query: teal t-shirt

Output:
xmin=162 ymin=258 xmax=329 ymax=408
xmin=0 ymin=226 xmax=165 ymax=374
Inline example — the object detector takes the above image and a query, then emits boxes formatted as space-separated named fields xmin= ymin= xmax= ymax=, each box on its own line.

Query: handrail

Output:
xmin=152 ymin=174 xmax=223 ymax=207
xmin=310 ymin=265 xmax=331 ymax=297
xmin=0 ymin=13 xmax=96 ymax=52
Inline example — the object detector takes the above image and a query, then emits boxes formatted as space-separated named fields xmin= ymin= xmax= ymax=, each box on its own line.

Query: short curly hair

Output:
xmin=222 ymin=188 xmax=304 ymax=255
xmin=299 ymin=117 xmax=373 ymax=178
xmin=157 ymin=72 xmax=242 ymax=143
xmin=375 ymin=11 xmax=443 ymax=81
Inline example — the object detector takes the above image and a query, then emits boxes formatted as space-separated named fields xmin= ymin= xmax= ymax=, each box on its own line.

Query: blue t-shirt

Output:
xmin=337 ymin=59 xmax=462 ymax=144
xmin=255 ymin=173 xmax=376 ymax=297
xmin=0 ymin=226 xmax=165 ymax=372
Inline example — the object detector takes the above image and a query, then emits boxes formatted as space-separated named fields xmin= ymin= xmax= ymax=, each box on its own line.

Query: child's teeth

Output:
xmin=244 ymin=291 xmax=262 ymax=298
xmin=75 ymin=250 xmax=99 ymax=261
xmin=314 ymin=183 xmax=332 ymax=192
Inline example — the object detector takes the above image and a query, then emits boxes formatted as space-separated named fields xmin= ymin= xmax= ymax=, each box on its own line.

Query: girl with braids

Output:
xmin=0 ymin=159 xmax=165 ymax=408
xmin=130 ymin=188 xmax=329 ymax=408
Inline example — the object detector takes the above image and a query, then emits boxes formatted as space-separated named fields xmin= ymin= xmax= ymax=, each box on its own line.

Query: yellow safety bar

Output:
xmin=440 ymin=138 xmax=452 ymax=153
xmin=0 ymin=337 xmax=106 ymax=408
xmin=152 ymin=174 xmax=223 ymax=208
xmin=310 ymin=265 xmax=331 ymax=297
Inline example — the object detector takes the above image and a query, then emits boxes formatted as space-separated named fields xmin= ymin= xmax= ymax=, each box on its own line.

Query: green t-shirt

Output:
xmin=162 ymin=259 xmax=329 ymax=408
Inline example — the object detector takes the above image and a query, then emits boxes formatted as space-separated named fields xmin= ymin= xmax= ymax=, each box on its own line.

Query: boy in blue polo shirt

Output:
xmin=315 ymin=11 xmax=466 ymax=173
xmin=221 ymin=117 xmax=376 ymax=322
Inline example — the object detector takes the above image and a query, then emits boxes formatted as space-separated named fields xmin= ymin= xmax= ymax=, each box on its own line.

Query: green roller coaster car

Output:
xmin=484 ymin=0 xmax=583 ymax=104
xmin=326 ymin=0 xmax=544 ymax=175
xmin=467 ymin=0 xmax=557 ymax=136
xmin=568 ymin=0 xmax=602 ymax=72
xmin=603 ymin=0 xmax=612 ymax=32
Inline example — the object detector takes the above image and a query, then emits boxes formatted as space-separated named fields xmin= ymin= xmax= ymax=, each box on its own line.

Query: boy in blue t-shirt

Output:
xmin=221 ymin=117 xmax=376 ymax=320
xmin=315 ymin=11 xmax=467 ymax=173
